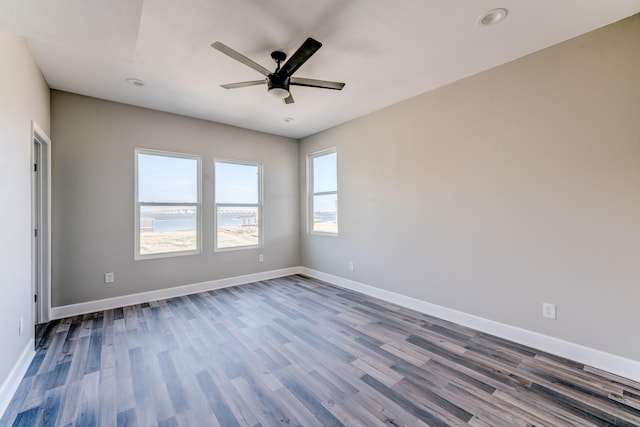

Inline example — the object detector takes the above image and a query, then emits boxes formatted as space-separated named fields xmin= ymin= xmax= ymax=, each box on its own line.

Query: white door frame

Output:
xmin=31 ymin=120 xmax=51 ymax=325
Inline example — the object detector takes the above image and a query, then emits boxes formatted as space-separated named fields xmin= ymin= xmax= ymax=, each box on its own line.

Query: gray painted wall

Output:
xmin=51 ymin=91 xmax=299 ymax=307
xmin=300 ymin=16 xmax=640 ymax=361
xmin=0 ymin=31 xmax=50 ymax=389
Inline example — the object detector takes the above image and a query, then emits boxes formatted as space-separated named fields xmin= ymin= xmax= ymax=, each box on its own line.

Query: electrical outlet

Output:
xmin=19 ymin=317 xmax=23 ymax=336
xmin=258 ymin=254 xmax=264 ymax=263
xmin=105 ymin=272 xmax=114 ymax=284
xmin=349 ymin=261 xmax=354 ymax=271
xmin=542 ymin=302 xmax=556 ymax=319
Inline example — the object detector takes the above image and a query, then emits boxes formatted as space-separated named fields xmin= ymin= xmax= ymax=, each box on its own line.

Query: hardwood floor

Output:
xmin=2 ymin=275 xmax=639 ymax=426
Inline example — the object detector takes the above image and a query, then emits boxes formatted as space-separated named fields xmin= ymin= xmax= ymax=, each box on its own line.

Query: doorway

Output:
xmin=31 ymin=121 xmax=51 ymax=326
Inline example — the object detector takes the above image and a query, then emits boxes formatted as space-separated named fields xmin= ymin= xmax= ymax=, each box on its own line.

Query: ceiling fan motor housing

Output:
xmin=268 ymin=73 xmax=290 ymax=97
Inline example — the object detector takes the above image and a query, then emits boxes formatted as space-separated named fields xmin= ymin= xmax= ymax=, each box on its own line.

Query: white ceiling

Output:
xmin=1 ymin=0 xmax=639 ymax=139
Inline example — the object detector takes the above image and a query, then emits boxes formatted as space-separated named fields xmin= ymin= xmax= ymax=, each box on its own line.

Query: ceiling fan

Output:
xmin=211 ymin=37 xmax=345 ymax=104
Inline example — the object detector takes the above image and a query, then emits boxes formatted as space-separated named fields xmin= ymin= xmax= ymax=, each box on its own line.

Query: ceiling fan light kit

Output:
xmin=268 ymin=86 xmax=290 ymax=98
xmin=212 ymin=37 xmax=345 ymax=104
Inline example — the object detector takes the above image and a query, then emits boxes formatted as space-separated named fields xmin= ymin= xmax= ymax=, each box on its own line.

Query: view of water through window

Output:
xmin=137 ymin=152 xmax=200 ymax=257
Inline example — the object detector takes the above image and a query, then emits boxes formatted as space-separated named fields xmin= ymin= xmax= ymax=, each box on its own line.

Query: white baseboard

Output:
xmin=299 ymin=267 xmax=640 ymax=384
xmin=47 ymin=266 xmax=640 ymax=383
xmin=0 ymin=339 xmax=34 ymax=420
xmin=51 ymin=267 xmax=301 ymax=320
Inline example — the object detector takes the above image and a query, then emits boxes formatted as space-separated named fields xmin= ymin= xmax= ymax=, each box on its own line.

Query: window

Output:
xmin=135 ymin=150 xmax=201 ymax=259
xmin=215 ymin=160 xmax=262 ymax=250
xmin=308 ymin=149 xmax=338 ymax=234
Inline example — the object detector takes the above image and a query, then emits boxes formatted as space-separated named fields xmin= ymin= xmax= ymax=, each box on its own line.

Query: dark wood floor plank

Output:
xmin=360 ymin=373 xmax=450 ymax=427
xmin=53 ymin=379 xmax=82 ymax=426
xmin=231 ymin=363 xmax=306 ymax=427
xmin=98 ymin=343 xmax=117 ymax=426
xmin=520 ymin=359 xmax=640 ymax=423
xmin=0 ymin=377 xmax=34 ymax=424
xmin=492 ymin=386 xmax=605 ymax=426
xmin=2 ymin=274 xmax=640 ymax=427
xmin=392 ymin=378 xmax=472 ymax=426
xmin=39 ymin=386 xmax=62 ymax=427
xmin=66 ymin=335 xmax=90 ymax=384
xmin=269 ymin=386 xmax=322 ymax=426
xmin=157 ymin=351 xmax=190 ymax=414
xmin=117 ymin=407 xmax=136 ymax=426
xmin=380 ymin=341 xmax=431 ymax=367
xmin=277 ymin=371 xmax=345 ymax=427
xmin=224 ymin=377 xmax=267 ymax=427
xmin=9 ymin=407 xmax=38 ymax=427
xmin=350 ymin=388 xmax=427 ymax=427
xmin=75 ymin=371 xmax=99 ymax=427
xmin=195 ymin=370 xmax=240 ymax=427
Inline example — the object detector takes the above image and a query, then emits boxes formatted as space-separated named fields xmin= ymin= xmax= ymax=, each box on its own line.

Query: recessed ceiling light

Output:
xmin=283 ymin=117 xmax=295 ymax=123
xmin=125 ymin=78 xmax=145 ymax=87
xmin=478 ymin=8 xmax=508 ymax=26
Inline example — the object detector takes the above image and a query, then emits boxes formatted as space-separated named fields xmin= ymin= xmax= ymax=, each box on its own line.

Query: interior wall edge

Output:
xmin=298 ymin=267 xmax=640 ymax=384
xmin=0 ymin=339 xmax=34 ymax=421
xmin=50 ymin=267 xmax=302 ymax=320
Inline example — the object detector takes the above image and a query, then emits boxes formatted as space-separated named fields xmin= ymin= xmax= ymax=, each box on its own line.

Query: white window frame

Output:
xmin=134 ymin=148 xmax=202 ymax=260
xmin=214 ymin=158 xmax=263 ymax=252
xmin=307 ymin=148 xmax=338 ymax=235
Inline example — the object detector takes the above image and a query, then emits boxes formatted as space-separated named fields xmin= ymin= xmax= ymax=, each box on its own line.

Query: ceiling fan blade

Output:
xmin=278 ymin=38 xmax=322 ymax=78
xmin=290 ymin=77 xmax=345 ymax=90
xmin=211 ymin=42 xmax=271 ymax=77
xmin=283 ymin=93 xmax=295 ymax=104
xmin=220 ymin=80 xmax=266 ymax=89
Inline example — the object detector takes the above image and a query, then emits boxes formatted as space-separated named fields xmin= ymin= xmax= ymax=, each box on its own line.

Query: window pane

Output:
xmin=313 ymin=152 xmax=337 ymax=193
xmin=215 ymin=162 xmax=259 ymax=204
xmin=217 ymin=206 xmax=259 ymax=248
xmin=138 ymin=153 xmax=198 ymax=203
xmin=312 ymin=194 xmax=337 ymax=233
xmin=139 ymin=205 xmax=197 ymax=255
